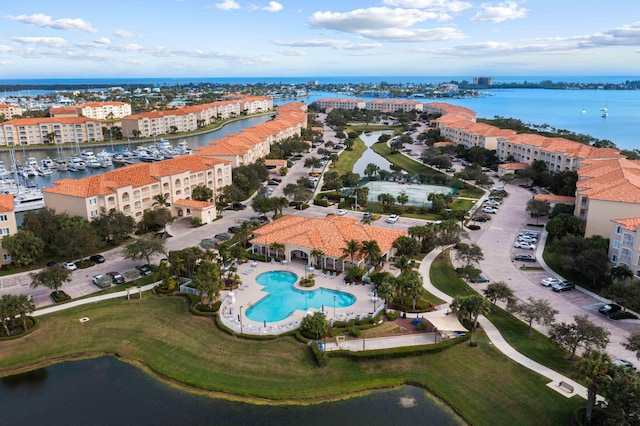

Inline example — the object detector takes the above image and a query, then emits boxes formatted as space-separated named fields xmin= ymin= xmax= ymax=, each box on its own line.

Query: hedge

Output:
xmin=0 ymin=316 xmax=39 ymax=341
xmin=313 ymin=198 xmax=329 ymax=207
xmin=51 ymin=291 xmax=71 ymax=303
xmin=328 ymin=334 xmax=470 ymax=360
xmin=311 ymin=340 xmax=329 ymax=367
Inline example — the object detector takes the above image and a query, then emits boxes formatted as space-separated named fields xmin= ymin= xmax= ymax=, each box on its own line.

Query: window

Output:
xmin=620 ymin=248 xmax=632 ymax=263
xmin=89 ymin=197 xmax=97 ymax=205
xmin=0 ymin=214 xmax=7 ymax=222
xmin=616 ymin=225 xmax=622 ymax=235
xmin=613 ymin=240 xmax=620 ymax=249
xmin=611 ymin=254 xmax=617 ymax=262
xmin=90 ymin=210 xmax=99 ymax=218
xmin=0 ymin=228 xmax=9 ymax=236
xmin=3 ymin=254 xmax=10 ymax=261
xmin=622 ymin=233 xmax=635 ymax=247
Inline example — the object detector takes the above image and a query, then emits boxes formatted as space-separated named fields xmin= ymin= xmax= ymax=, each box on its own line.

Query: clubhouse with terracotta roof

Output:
xmin=249 ymin=215 xmax=406 ymax=271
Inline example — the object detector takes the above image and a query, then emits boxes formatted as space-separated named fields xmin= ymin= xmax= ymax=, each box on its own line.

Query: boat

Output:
xmin=24 ymin=157 xmax=39 ymax=176
xmin=176 ymin=140 xmax=193 ymax=155
xmin=0 ymin=161 xmax=13 ymax=179
xmin=86 ymin=158 xmax=102 ymax=168
xmin=37 ymin=166 xmax=53 ymax=176
xmin=601 ymin=105 xmax=608 ymax=117
xmin=68 ymin=156 xmax=87 ymax=171
xmin=80 ymin=150 xmax=98 ymax=162
xmin=4 ymin=149 xmax=45 ymax=212
xmin=41 ymin=157 xmax=56 ymax=169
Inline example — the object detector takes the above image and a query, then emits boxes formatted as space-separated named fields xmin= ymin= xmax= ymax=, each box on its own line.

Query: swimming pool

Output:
xmin=246 ymin=271 xmax=356 ymax=323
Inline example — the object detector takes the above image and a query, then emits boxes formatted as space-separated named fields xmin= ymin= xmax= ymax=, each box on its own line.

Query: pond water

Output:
xmin=0 ymin=357 xmax=463 ymax=426
xmin=352 ymin=130 xmax=394 ymax=176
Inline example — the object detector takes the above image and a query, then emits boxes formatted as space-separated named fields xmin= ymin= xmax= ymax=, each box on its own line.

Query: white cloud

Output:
xmin=281 ymin=49 xmax=305 ymax=56
xmin=212 ymin=0 xmax=240 ymax=10
xmin=113 ymin=29 xmax=134 ymax=38
xmin=359 ymin=27 xmax=465 ymax=42
xmin=0 ymin=45 xmax=13 ymax=53
xmin=309 ymin=7 xmax=447 ymax=33
xmin=273 ymin=38 xmax=382 ymax=50
xmin=471 ymin=1 xmax=528 ymax=23
xmin=12 ymin=37 xmax=68 ymax=48
xmin=94 ymin=37 xmax=111 ymax=45
xmin=261 ymin=1 xmax=283 ymax=12
xmin=5 ymin=13 xmax=97 ymax=33
xmin=382 ymin=0 xmax=472 ymax=13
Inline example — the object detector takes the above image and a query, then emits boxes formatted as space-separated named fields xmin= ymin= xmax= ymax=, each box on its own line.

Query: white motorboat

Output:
xmin=86 ymin=158 xmax=102 ymax=168
xmin=68 ymin=156 xmax=87 ymax=171
xmin=80 ymin=150 xmax=98 ymax=162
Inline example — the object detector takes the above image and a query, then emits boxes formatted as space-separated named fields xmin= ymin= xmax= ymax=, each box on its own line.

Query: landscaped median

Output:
xmin=0 ymin=293 xmax=582 ymax=425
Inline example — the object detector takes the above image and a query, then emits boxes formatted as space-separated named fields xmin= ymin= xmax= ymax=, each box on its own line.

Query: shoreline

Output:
xmin=0 ymin=348 xmax=467 ymax=424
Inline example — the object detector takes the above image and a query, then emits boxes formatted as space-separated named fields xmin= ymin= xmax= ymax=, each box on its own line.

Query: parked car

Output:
xmin=552 ymin=281 xmax=576 ymax=292
xmin=46 ymin=261 xmax=57 ymax=267
xmin=518 ymin=235 xmax=538 ymax=243
xmin=228 ymin=225 xmax=241 ymax=234
xmin=514 ymin=254 xmax=536 ymax=262
xmin=91 ymin=274 xmax=111 ymax=288
xmin=230 ymin=202 xmax=247 ymax=210
xmin=541 ymin=277 xmax=562 ymax=287
xmin=472 ymin=215 xmax=490 ymax=222
xmin=337 ymin=209 xmax=347 ymax=216
xmin=250 ymin=216 xmax=269 ymax=225
xmin=62 ymin=261 xmax=77 ymax=271
xmin=469 ymin=275 xmax=490 ymax=283
xmin=267 ymin=180 xmax=280 ymax=186
xmin=90 ymin=254 xmax=105 ymax=264
xmin=481 ymin=207 xmax=498 ymax=214
xmin=106 ymin=271 xmax=125 ymax=284
xmin=485 ymin=200 xmax=501 ymax=207
xmin=445 ymin=167 xmax=456 ymax=173
xmin=598 ymin=304 xmax=622 ymax=315
xmin=519 ymin=231 xmax=539 ymax=238
xmin=387 ymin=214 xmax=400 ymax=224
xmin=214 ymin=232 xmax=231 ymax=241
xmin=612 ymin=359 xmax=636 ymax=371
xmin=363 ymin=212 xmax=373 ymax=220
xmin=514 ymin=241 xmax=536 ymax=250
xmin=136 ymin=265 xmax=152 ymax=276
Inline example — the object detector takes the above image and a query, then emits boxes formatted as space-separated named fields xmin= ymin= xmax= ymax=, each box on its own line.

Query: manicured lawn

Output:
xmin=430 ymin=248 xmax=582 ymax=381
xmin=0 ymin=295 xmax=582 ymax=425
xmin=330 ymin=137 xmax=367 ymax=175
xmin=350 ymin=125 xmax=402 ymax=133
xmin=370 ymin=143 xmax=442 ymax=178
xmin=450 ymin=198 xmax=476 ymax=211
xmin=457 ymin=187 xmax=485 ymax=198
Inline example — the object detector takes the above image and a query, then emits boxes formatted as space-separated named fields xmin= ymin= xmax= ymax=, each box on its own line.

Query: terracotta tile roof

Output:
xmin=533 ymin=194 xmax=576 ymax=203
xmin=2 ymin=117 xmax=101 ymax=125
xmin=612 ymin=217 xmax=640 ymax=231
xmin=49 ymin=107 xmax=78 ymax=115
xmin=499 ymin=163 xmax=529 ymax=170
xmin=264 ymin=159 xmax=287 ymax=167
xmin=250 ymin=215 xmax=406 ymax=259
xmin=0 ymin=194 xmax=15 ymax=212
xmin=577 ymin=158 xmax=640 ymax=203
xmin=173 ymin=198 xmax=214 ymax=209
xmin=44 ymin=155 xmax=229 ymax=197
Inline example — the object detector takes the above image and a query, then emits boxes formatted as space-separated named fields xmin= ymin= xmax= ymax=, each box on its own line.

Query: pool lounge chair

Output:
xmin=331 ymin=271 xmax=336 ymax=279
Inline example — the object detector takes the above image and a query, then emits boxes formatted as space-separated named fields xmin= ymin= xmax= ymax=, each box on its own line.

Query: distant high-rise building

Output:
xmin=473 ymin=77 xmax=494 ymax=85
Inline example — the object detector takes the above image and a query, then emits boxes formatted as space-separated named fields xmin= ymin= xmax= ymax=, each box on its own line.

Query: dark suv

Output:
xmin=552 ymin=281 xmax=576 ymax=292
xmin=514 ymin=254 xmax=536 ymax=262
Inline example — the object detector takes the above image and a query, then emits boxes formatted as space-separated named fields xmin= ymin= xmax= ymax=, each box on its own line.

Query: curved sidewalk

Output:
xmin=418 ymin=248 xmax=589 ymax=400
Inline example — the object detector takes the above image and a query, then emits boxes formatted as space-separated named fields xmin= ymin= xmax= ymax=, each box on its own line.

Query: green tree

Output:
xmin=609 ymin=266 xmax=634 ymax=284
xmin=14 ymin=293 xmax=35 ymax=332
xmin=310 ymin=248 xmax=324 ymax=269
xmin=550 ymin=315 xmax=610 ymax=360
xmin=152 ymin=193 xmax=170 ymax=208
xmin=359 ymin=240 xmax=381 ymax=267
xmin=511 ymin=297 xmax=558 ymax=334
xmin=252 ymin=195 xmax=275 ymax=215
xmin=392 ymin=236 xmax=420 ymax=257
xmin=623 ymin=332 xmax=640 ymax=359
xmin=193 ymin=261 xmax=222 ymax=307
xmin=526 ymin=199 xmax=550 ymax=224
xmin=578 ymin=350 xmax=611 ymax=424
xmin=1 ymin=230 xmax=44 ymax=267
xmin=363 ymin=163 xmax=380 ymax=179
xmin=400 ymin=270 xmax=423 ymax=311
xmin=450 ymin=294 xmax=491 ymax=346
xmin=602 ymin=363 xmax=640 ymax=424
xmin=455 ymin=243 xmax=484 ymax=267
xmin=30 ymin=265 xmax=72 ymax=296
xmin=91 ymin=210 xmax=135 ymax=244
xmin=124 ymin=237 xmax=166 ymax=265
xmin=482 ymin=281 xmax=514 ymax=308
xmin=168 ymin=246 xmax=204 ymax=278
xmin=392 ymin=254 xmax=413 ymax=276
xmin=269 ymin=241 xmax=285 ymax=259
xmin=0 ymin=294 xmax=18 ymax=336
xmin=341 ymin=239 xmax=362 ymax=266
xmin=300 ymin=312 xmax=329 ymax=339
xmin=191 ymin=185 xmax=214 ymax=201
xmin=396 ymin=191 xmax=409 ymax=211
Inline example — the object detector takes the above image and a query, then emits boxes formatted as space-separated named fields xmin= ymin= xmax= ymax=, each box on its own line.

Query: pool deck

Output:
xmin=219 ymin=260 xmax=382 ymax=335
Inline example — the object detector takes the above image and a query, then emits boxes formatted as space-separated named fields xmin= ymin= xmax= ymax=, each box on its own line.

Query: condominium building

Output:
xmin=50 ymin=102 xmax=132 ymax=119
xmin=43 ymin=155 xmax=231 ymax=223
xmin=0 ymin=104 xmax=24 ymax=120
xmin=365 ymin=100 xmax=424 ymax=112
xmin=0 ymin=194 xmax=18 ymax=267
xmin=314 ymin=98 xmax=366 ymax=110
xmin=609 ymin=217 xmax=640 ymax=277
xmin=0 ymin=117 xmax=103 ymax=146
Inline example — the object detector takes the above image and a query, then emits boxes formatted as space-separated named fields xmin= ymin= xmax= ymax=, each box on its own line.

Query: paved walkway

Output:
xmin=417 ymin=247 xmax=590 ymax=400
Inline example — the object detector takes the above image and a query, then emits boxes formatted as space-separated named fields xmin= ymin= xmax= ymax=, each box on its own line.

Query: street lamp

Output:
xmin=239 ymin=305 xmax=244 ymax=335
xmin=333 ymin=295 xmax=336 ymax=319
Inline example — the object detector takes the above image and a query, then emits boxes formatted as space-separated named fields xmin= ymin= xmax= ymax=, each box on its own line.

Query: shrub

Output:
xmin=349 ymin=328 xmax=361 ymax=337
xmin=313 ymin=198 xmax=329 ymax=207
xmin=610 ymin=311 xmax=638 ymax=320
xmin=191 ymin=217 xmax=203 ymax=227
xmin=51 ymin=290 xmax=71 ymax=303
xmin=310 ymin=341 xmax=329 ymax=368
xmin=467 ymin=224 xmax=481 ymax=230
xmin=415 ymin=322 xmax=427 ymax=331
xmin=386 ymin=310 xmax=400 ymax=321
xmin=299 ymin=275 xmax=315 ymax=287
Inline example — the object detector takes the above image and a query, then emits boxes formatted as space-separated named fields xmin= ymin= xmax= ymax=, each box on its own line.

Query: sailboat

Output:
xmin=601 ymin=105 xmax=608 ymax=118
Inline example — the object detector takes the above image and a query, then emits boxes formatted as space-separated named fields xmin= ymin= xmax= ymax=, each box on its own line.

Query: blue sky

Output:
xmin=1 ymin=0 xmax=638 ymax=78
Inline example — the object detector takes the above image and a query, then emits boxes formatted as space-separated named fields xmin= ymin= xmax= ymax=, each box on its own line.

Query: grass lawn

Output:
xmin=430 ymin=248 xmax=581 ymax=381
xmin=457 ymin=188 xmax=485 ymax=199
xmin=450 ymin=198 xmax=476 ymax=211
xmin=350 ymin=125 xmax=402 ymax=133
xmin=330 ymin=136 xmax=367 ymax=176
xmin=0 ymin=295 xmax=582 ymax=425
xmin=370 ymin=142 xmax=442 ymax=178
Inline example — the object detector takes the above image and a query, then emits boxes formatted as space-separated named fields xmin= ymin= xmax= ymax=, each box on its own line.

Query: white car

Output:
xmin=485 ymin=200 xmax=501 ymax=207
xmin=514 ymin=241 xmax=536 ymax=250
xmin=518 ymin=235 xmax=538 ymax=243
xmin=387 ymin=214 xmax=400 ymax=223
xmin=541 ymin=277 xmax=562 ymax=287
xmin=481 ymin=207 xmax=498 ymax=214
xmin=62 ymin=261 xmax=77 ymax=271
xmin=337 ymin=209 xmax=347 ymax=216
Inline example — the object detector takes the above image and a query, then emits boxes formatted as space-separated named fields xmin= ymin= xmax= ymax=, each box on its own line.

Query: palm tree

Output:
xmin=397 ymin=191 xmax=409 ymax=211
xmin=401 ymin=270 xmax=423 ymax=311
xmin=236 ymin=221 xmax=256 ymax=248
xmin=363 ymin=163 xmax=380 ymax=180
xmin=392 ymin=254 xmax=412 ymax=275
xmin=579 ymin=350 xmax=611 ymax=424
xmin=375 ymin=277 xmax=396 ymax=307
xmin=310 ymin=248 xmax=324 ymax=269
xmin=0 ymin=294 xmax=17 ymax=336
xmin=359 ymin=240 xmax=381 ymax=267
xmin=450 ymin=294 xmax=491 ymax=346
xmin=193 ymin=261 xmax=222 ymax=307
xmin=269 ymin=241 xmax=285 ymax=260
xmin=341 ymin=239 xmax=362 ymax=267
xmin=274 ymin=196 xmax=289 ymax=216
xmin=152 ymin=193 xmax=170 ymax=208
xmin=15 ymin=294 xmax=35 ymax=332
